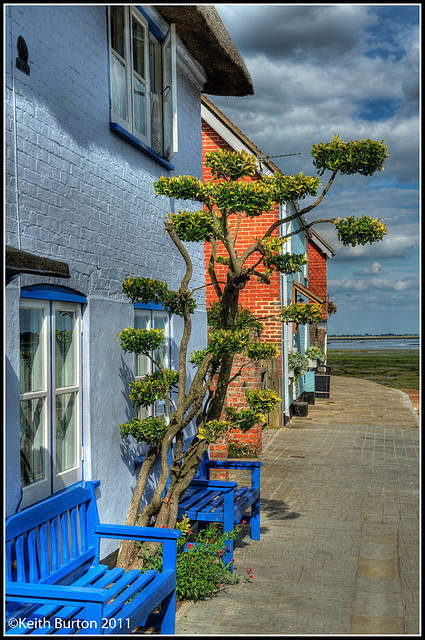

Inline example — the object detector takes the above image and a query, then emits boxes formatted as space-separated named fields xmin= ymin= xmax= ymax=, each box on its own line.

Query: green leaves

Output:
xmin=246 ymin=342 xmax=278 ymax=361
xmin=207 ymin=303 xmax=265 ymax=334
xmin=263 ymin=251 xmax=309 ymax=275
xmin=281 ymin=303 xmax=324 ymax=325
xmin=118 ymin=326 xmax=164 ymax=355
xmin=263 ymin=171 xmax=321 ymax=203
xmin=169 ymin=209 xmax=218 ymax=242
xmin=311 ymin=134 xmax=389 ymax=176
xmin=224 ymin=388 xmax=281 ymax=433
xmin=245 ymin=388 xmax=282 ymax=413
xmin=205 ymin=149 xmax=257 ymax=181
xmin=333 ymin=215 xmax=388 ymax=246
xmin=154 ymin=175 xmax=206 ymax=202
xmin=207 ymin=328 xmax=251 ymax=356
xmin=128 ymin=370 xmax=179 ymax=408
xmin=198 ymin=419 xmax=229 ymax=443
xmin=123 ymin=277 xmax=197 ymax=316
xmin=119 ymin=416 xmax=168 ymax=446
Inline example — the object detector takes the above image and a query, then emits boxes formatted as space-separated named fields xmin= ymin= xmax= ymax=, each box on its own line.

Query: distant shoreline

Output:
xmin=328 ymin=335 xmax=419 ymax=340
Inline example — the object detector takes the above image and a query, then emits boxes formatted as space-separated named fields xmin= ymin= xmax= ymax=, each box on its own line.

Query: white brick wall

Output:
xmin=5 ymin=4 xmax=208 ymax=532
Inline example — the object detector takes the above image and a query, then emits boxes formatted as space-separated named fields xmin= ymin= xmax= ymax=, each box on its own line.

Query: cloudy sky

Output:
xmin=209 ymin=4 xmax=420 ymax=335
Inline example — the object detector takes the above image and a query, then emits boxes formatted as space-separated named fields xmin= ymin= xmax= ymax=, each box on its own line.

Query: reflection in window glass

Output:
xmin=133 ymin=74 xmax=147 ymax=137
xmin=134 ymin=313 xmax=149 ymax=378
xmin=19 ymin=307 xmax=44 ymax=394
xmin=110 ymin=5 xmax=126 ymax=58
xmin=56 ymin=392 xmax=76 ymax=474
xmin=154 ymin=314 xmax=168 ymax=370
xmin=20 ymin=397 xmax=45 ymax=487
xmin=55 ymin=310 xmax=76 ymax=389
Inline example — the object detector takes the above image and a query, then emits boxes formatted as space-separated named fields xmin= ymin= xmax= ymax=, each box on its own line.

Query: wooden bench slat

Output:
xmin=103 ymin=570 xmax=158 ymax=620
xmin=6 ymin=481 xmax=181 ymax=635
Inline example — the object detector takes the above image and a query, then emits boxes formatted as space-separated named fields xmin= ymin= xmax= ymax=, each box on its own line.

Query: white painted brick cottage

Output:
xmin=4 ymin=4 xmax=253 ymax=556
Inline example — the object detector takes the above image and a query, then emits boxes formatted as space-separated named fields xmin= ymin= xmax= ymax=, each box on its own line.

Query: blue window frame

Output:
xmin=107 ymin=5 xmax=177 ymax=168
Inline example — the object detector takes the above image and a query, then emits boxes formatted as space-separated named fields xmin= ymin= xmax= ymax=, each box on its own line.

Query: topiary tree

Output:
xmin=116 ymin=134 xmax=388 ymax=570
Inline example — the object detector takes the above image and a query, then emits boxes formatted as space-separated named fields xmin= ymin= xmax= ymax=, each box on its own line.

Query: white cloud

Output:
xmin=354 ymin=262 xmax=387 ymax=275
xmin=211 ymin=5 xmax=420 ymax=335
xmin=329 ymin=276 xmax=418 ymax=292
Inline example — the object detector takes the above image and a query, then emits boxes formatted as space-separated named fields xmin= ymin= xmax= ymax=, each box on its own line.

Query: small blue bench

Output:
xmin=136 ymin=441 xmax=262 ymax=571
xmin=5 ymin=480 xmax=181 ymax=635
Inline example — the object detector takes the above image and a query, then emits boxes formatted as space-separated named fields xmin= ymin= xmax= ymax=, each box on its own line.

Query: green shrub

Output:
xmin=228 ymin=442 xmax=258 ymax=459
xmin=138 ymin=521 xmax=253 ymax=602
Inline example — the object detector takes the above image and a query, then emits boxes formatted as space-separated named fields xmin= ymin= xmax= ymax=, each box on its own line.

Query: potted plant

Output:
xmin=288 ymin=350 xmax=309 ymax=383
xmin=305 ymin=346 xmax=326 ymax=369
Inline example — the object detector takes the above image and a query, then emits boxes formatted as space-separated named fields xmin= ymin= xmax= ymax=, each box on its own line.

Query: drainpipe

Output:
xmin=280 ymin=202 xmax=290 ymax=423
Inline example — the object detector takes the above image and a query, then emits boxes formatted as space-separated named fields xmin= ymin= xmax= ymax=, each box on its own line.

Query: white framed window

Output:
xmin=134 ymin=307 xmax=170 ymax=421
xmin=108 ymin=5 xmax=178 ymax=160
xmin=19 ymin=298 xmax=83 ymax=507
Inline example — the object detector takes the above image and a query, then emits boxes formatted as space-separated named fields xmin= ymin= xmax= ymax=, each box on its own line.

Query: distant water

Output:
xmin=328 ymin=337 xmax=419 ymax=350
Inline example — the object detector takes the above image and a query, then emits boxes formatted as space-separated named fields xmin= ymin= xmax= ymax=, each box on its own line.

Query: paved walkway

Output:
xmin=175 ymin=377 xmax=420 ymax=636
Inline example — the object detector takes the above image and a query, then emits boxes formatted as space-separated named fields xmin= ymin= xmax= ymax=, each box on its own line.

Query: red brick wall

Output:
xmin=203 ymin=120 xmax=279 ymax=458
xmin=307 ymin=238 xmax=328 ymax=350
xmin=202 ymin=121 xmax=283 ymax=367
xmin=307 ymin=239 xmax=328 ymax=321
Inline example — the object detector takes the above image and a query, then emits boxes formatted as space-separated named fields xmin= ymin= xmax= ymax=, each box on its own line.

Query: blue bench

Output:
xmin=5 ymin=480 xmax=181 ymax=635
xmin=136 ymin=441 xmax=262 ymax=572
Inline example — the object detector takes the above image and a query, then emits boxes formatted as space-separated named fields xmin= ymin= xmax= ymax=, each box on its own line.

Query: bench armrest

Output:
xmin=206 ymin=460 xmax=262 ymax=469
xmin=189 ymin=478 xmax=238 ymax=490
xmin=94 ymin=523 xmax=181 ymax=542
xmin=6 ymin=581 xmax=106 ymax=604
xmin=95 ymin=523 xmax=181 ymax=573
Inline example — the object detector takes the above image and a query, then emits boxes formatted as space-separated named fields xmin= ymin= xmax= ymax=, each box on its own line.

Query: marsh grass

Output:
xmin=327 ymin=349 xmax=419 ymax=390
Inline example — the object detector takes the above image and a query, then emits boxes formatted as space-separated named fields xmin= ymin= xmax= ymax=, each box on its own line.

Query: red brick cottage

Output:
xmin=200 ymin=96 xmax=333 ymax=451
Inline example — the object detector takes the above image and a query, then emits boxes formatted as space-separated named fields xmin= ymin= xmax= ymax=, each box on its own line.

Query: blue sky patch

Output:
xmin=356 ymin=98 xmax=402 ymax=122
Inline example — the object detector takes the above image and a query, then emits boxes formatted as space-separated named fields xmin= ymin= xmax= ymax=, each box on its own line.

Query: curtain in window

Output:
xmin=20 ymin=307 xmax=44 ymax=394
xmin=20 ymin=398 xmax=45 ymax=487
xmin=111 ymin=56 xmax=129 ymax=123
xmin=56 ymin=392 xmax=76 ymax=474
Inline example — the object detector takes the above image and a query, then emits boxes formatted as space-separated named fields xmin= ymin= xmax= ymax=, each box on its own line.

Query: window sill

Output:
xmin=109 ymin=122 xmax=174 ymax=171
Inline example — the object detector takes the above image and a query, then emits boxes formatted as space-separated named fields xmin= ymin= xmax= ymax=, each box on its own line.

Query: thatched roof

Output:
xmin=154 ymin=5 xmax=254 ymax=96
xmin=5 ymin=245 xmax=70 ymax=285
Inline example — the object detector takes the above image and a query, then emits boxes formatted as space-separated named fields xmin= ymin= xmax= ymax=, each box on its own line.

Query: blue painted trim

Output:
xmin=21 ymin=284 xmax=87 ymax=303
xmin=134 ymin=301 xmax=164 ymax=311
xmin=135 ymin=6 xmax=166 ymax=42
xmin=110 ymin=122 xmax=174 ymax=171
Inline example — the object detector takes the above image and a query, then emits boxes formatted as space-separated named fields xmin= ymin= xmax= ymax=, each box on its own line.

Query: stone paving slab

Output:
xmin=174 ymin=377 xmax=420 ymax=636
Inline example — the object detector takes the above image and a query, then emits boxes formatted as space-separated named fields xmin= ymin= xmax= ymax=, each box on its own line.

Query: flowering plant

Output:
xmin=327 ymin=300 xmax=337 ymax=315
xmin=305 ymin=346 xmax=326 ymax=364
xmin=288 ymin=350 xmax=309 ymax=379
xmin=138 ymin=520 xmax=253 ymax=602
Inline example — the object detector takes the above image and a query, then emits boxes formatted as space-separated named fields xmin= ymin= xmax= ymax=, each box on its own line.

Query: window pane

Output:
xmin=20 ymin=398 xmax=45 ymax=487
xmin=56 ymin=392 xmax=77 ymax=474
xmin=20 ymin=307 xmax=44 ymax=394
xmin=110 ymin=6 xmax=126 ymax=59
xmin=134 ymin=314 xmax=150 ymax=378
xmin=133 ymin=74 xmax=147 ymax=137
xmin=162 ymin=32 xmax=173 ymax=154
xmin=150 ymin=40 xmax=162 ymax=154
xmin=55 ymin=310 xmax=76 ymax=389
xmin=111 ymin=54 xmax=128 ymax=122
xmin=132 ymin=17 xmax=146 ymax=78
xmin=154 ymin=314 xmax=168 ymax=369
